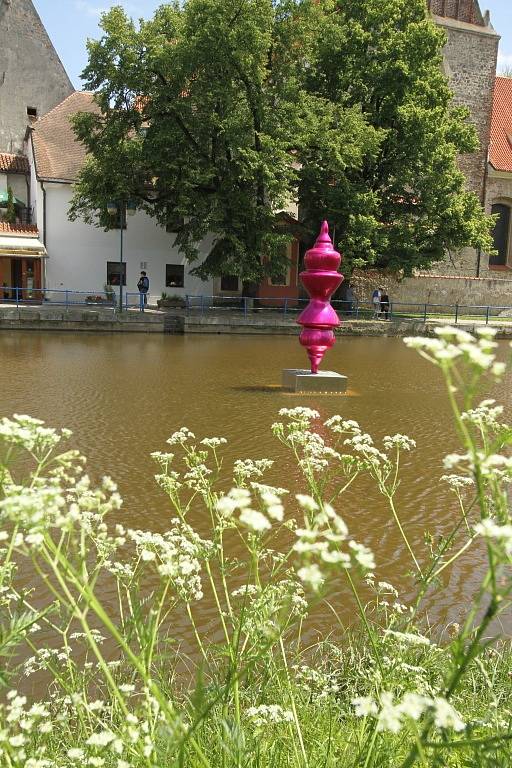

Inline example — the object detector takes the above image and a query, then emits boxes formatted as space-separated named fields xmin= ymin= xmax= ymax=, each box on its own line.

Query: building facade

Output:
xmin=28 ymin=92 xmax=214 ymax=304
xmin=0 ymin=0 xmax=73 ymax=154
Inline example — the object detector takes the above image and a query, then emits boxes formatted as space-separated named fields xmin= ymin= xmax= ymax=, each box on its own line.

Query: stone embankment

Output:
xmin=2 ymin=305 xmax=512 ymax=338
xmin=0 ymin=306 xmax=164 ymax=333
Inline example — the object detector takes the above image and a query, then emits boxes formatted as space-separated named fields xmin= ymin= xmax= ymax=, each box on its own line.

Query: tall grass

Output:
xmin=0 ymin=326 xmax=511 ymax=767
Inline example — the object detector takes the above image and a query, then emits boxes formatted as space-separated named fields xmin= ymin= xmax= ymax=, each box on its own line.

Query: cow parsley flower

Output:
xmin=246 ymin=704 xmax=294 ymax=727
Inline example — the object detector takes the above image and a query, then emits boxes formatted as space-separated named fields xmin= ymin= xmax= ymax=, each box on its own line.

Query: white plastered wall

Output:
xmin=41 ymin=183 xmax=214 ymax=303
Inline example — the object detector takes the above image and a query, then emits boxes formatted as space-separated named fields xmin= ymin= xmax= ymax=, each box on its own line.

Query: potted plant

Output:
xmin=104 ymin=284 xmax=116 ymax=304
xmin=157 ymin=292 xmax=186 ymax=309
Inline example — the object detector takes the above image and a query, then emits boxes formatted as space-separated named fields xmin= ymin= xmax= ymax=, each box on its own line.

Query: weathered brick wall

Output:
xmin=0 ymin=0 xmax=73 ymax=154
xmin=428 ymin=14 xmax=499 ymax=277
xmin=427 ymin=0 xmax=484 ymax=25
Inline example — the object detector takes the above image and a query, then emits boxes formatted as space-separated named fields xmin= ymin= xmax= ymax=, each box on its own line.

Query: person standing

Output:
xmin=137 ymin=271 xmax=149 ymax=312
xmin=380 ymin=291 xmax=390 ymax=320
xmin=371 ymin=288 xmax=381 ymax=319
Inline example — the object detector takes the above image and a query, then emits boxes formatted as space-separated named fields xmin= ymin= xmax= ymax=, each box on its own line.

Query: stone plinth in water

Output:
xmin=282 ymin=368 xmax=348 ymax=394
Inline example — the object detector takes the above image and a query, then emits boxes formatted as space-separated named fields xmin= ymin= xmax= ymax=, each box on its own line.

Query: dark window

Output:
xmin=107 ymin=262 xmax=126 ymax=286
xmin=166 ymin=215 xmax=185 ymax=233
xmin=166 ymin=264 xmax=185 ymax=288
xmin=270 ymin=270 xmax=289 ymax=287
xmin=490 ymin=203 xmax=510 ymax=266
xmin=27 ymin=107 xmax=37 ymax=119
xmin=220 ymin=275 xmax=239 ymax=292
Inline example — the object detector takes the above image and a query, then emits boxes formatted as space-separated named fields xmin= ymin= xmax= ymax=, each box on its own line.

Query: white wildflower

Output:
xmin=352 ymin=696 xmax=378 ymax=717
xmin=239 ymin=508 xmax=271 ymax=533
xmin=297 ymin=564 xmax=325 ymax=591
xmin=246 ymin=704 xmax=294 ymax=727
xmin=432 ymin=697 xmax=465 ymax=731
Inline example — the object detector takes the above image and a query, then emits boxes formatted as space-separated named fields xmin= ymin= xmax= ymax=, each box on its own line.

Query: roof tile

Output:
xmin=0 ymin=153 xmax=29 ymax=174
xmin=490 ymin=77 xmax=512 ymax=173
xmin=0 ymin=222 xmax=39 ymax=237
xmin=31 ymin=92 xmax=100 ymax=181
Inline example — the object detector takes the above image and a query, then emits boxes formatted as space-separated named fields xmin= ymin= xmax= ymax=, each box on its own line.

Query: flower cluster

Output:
xmin=127 ymin=519 xmax=212 ymax=600
xmin=293 ymin=495 xmax=375 ymax=590
xmin=216 ymin=486 xmax=285 ymax=533
xmin=353 ymin=690 xmax=465 ymax=733
xmin=245 ymin=704 xmax=294 ymax=728
xmin=404 ymin=326 xmax=506 ymax=376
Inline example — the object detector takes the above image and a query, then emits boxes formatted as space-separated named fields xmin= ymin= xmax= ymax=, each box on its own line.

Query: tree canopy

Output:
xmin=70 ymin=0 xmax=493 ymax=279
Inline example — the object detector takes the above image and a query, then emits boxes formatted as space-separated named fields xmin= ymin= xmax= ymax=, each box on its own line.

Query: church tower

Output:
xmin=427 ymin=0 xmax=499 ymax=203
xmin=0 ymin=0 xmax=73 ymax=154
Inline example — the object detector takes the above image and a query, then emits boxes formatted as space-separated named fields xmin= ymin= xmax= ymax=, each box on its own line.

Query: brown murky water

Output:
xmin=1 ymin=331 xmax=511 ymax=640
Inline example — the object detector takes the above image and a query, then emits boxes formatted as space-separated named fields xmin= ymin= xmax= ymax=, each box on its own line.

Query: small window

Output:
xmin=220 ymin=275 xmax=239 ymax=292
xmin=270 ymin=269 xmax=289 ymax=287
xmin=166 ymin=264 xmax=185 ymax=288
xmin=107 ymin=261 xmax=126 ymax=286
xmin=490 ymin=203 xmax=510 ymax=267
xmin=269 ymin=242 xmax=292 ymax=286
xmin=27 ymin=107 xmax=37 ymax=120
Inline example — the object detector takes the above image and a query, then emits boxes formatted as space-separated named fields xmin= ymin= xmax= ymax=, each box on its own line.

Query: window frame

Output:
xmin=106 ymin=261 xmax=126 ymax=287
xmin=490 ymin=200 xmax=512 ymax=269
xmin=269 ymin=242 xmax=293 ymax=286
xmin=165 ymin=263 xmax=185 ymax=289
xmin=220 ymin=275 xmax=240 ymax=292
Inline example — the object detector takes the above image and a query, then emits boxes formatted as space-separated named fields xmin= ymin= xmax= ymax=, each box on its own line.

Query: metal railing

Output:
xmin=148 ymin=294 xmax=512 ymax=325
xmin=3 ymin=287 xmax=512 ymax=325
xmin=0 ymin=287 xmax=117 ymax=311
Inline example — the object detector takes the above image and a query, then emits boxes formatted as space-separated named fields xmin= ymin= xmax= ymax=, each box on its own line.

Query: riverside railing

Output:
xmin=151 ymin=294 xmax=512 ymax=325
xmin=4 ymin=287 xmax=512 ymax=325
xmin=0 ymin=287 xmax=117 ymax=311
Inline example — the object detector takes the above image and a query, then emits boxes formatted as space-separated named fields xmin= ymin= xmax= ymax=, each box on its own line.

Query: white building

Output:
xmin=27 ymin=91 xmax=214 ymax=306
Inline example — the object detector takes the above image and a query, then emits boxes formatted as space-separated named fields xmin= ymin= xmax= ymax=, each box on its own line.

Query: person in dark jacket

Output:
xmin=380 ymin=291 xmax=390 ymax=320
xmin=137 ymin=271 xmax=149 ymax=312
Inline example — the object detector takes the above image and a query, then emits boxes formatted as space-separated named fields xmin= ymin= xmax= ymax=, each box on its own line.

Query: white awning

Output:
xmin=0 ymin=236 xmax=47 ymax=257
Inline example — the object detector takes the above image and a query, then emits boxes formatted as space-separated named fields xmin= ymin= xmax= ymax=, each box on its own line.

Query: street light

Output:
xmin=107 ymin=199 xmax=136 ymax=311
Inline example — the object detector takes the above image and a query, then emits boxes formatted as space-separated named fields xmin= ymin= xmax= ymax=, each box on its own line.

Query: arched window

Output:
xmin=490 ymin=203 xmax=511 ymax=267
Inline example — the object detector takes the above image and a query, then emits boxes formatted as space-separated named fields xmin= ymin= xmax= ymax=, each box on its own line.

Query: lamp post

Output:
xmin=107 ymin=199 xmax=136 ymax=311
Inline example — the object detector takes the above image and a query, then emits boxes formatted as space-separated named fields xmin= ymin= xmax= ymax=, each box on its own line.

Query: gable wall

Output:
xmin=0 ymin=0 xmax=73 ymax=154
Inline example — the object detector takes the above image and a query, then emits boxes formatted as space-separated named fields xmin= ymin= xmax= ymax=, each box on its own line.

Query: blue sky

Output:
xmin=33 ymin=0 xmax=512 ymax=89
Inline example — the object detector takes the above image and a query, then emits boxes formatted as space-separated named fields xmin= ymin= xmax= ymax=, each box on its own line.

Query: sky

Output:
xmin=33 ymin=0 xmax=512 ymax=89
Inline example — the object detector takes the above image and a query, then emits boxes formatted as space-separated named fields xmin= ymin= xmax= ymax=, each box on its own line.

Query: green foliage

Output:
xmin=301 ymin=0 xmax=494 ymax=274
xmin=5 ymin=187 xmax=16 ymax=225
xmin=70 ymin=0 xmax=493 ymax=280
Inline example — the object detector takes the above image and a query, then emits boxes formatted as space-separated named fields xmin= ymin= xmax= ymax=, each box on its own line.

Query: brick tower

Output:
xmin=427 ymin=0 xmax=499 ymax=203
xmin=0 ymin=0 xmax=73 ymax=154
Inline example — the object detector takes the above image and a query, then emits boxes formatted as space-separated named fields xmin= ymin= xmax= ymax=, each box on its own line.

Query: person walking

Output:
xmin=137 ymin=271 xmax=149 ymax=312
xmin=380 ymin=291 xmax=390 ymax=320
xmin=371 ymin=288 xmax=381 ymax=319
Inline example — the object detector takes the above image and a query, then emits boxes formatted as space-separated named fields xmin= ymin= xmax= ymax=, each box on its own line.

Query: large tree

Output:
xmin=300 ymin=0 xmax=493 ymax=273
xmin=70 ymin=0 xmax=376 ymax=281
xmin=70 ymin=0 xmax=493 ymax=279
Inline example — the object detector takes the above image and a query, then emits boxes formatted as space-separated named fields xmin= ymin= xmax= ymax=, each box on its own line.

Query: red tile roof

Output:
xmin=31 ymin=92 xmax=100 ymax=181
xmin=0 ymin=223 xmax=39 ymax=237
xmin=0 ymin=153 xmax=29 ymax=174
xmin=490 ymin=77 xmax=512 ymax=173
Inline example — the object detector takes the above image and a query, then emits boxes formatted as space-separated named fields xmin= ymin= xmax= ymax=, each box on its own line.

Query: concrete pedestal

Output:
xmin=282 ymin=369 xmax=348 ymax=394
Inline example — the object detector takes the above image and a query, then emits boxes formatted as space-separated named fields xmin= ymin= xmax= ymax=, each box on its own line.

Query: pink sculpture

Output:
xmin=298 ymin=221 xmax=343 ymax=374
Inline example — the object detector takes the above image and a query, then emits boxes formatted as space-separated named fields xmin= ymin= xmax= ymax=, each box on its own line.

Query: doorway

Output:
xmin=11 ymin=259 xmax=22 ymax=289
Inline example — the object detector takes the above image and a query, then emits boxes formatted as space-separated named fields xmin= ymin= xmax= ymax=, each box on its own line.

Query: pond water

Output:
xmin=1 ymin=331 xmax=511 ymax=640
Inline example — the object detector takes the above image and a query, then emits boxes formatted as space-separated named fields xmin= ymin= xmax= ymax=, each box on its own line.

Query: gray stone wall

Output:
xmin=425 ymin=15 xmax=499 ymax=278
xmin=357 ymin=274 xmax=512 ymax=308
xmin=0 ymin=0 xmax=73 ymax=154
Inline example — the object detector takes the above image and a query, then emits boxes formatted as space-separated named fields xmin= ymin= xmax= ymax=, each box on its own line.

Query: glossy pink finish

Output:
xmin=298 ymin=221 xmax=343 ymax=374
